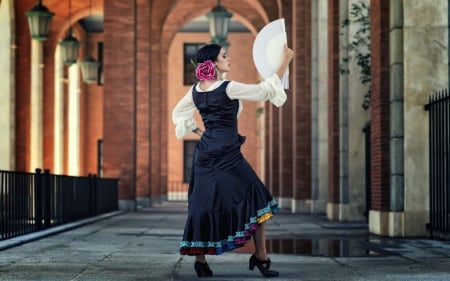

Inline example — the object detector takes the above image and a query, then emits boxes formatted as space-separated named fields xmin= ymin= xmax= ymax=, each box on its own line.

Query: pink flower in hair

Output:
xmin=195 ymin=60 xmax=217 ymax=81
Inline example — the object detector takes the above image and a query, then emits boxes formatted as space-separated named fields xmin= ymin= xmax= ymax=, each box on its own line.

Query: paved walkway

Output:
xmin=1 ymin=202 xmax=450 ymax=280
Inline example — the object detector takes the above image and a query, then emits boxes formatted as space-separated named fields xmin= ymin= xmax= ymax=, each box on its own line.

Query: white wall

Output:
xmin=402 ymin=0 xmax=448 ymax=234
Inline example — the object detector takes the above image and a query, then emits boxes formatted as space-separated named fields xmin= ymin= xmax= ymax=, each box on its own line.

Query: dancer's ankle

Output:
xmin=195 ymin=255 xmax=207 ymax=263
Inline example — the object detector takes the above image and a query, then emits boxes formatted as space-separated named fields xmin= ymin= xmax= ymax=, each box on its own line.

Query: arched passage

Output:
xmin=162 ymin=0 xmax=278 ymax=200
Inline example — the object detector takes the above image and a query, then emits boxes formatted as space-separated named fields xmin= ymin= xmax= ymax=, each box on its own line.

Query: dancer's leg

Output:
xmin=194 ymin=253 xmax=213 ymax=277
xmin=195 ymin=254 xmax=207 ymax=263
xmin=253 ymin=223 xmax=268 ymax=260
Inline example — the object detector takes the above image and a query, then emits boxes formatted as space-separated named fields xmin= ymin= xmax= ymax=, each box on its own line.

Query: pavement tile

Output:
xmin=1 ymin=202 xmax=450 ymax=281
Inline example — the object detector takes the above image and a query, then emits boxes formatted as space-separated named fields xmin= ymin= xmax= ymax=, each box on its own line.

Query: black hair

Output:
xmin=196 ymin=44 xmax=222 ymax=64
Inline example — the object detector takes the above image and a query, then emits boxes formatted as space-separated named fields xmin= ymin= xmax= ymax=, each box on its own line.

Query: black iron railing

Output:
xmin=425 ymin=88 xmax=450 ymax=236
xmin=168 ymin=181 xmax=188 ymax=201
xmin=0 ymin=169 xmax=118 ymax=241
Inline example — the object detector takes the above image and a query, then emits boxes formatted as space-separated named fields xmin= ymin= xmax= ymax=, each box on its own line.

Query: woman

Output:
xmin=172 ymin=43 xmax=294 ymax=278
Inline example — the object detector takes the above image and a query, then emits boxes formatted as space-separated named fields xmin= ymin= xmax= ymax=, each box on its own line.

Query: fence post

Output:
xmin=44 ymin=169 xmax=51 ymax=228
xmin=92 ymin=174 xmax=98 ymax=215
xmin=34 ymin=168 xmax=43 ymax=231
xmin=362 ymin=122 xmax=371 ymax=221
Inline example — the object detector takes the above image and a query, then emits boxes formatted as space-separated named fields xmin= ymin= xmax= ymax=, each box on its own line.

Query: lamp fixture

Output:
xmin=206 ymin=0 xmax=232 ymax=47
xmin=80 ymin=56 xmax=101 ymax=84
xmin=59 ymin=0 xmax=80 ymax=65
xmin=80 ymin=0 xmax=101 ymax=84
xmin=25 ymin=0 xmax=55 ymax=41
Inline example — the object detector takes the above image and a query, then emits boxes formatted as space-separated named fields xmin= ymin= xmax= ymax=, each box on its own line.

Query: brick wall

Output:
xmin=14 ymin=0 xmax=33 ymax=172
xmin=327 ymin=0 xmax=340 ymax=204
xmin=279 ymin=0 xmax=295 ymax=199
xmin=135 ymin=0 xmax=151 ymax=200
xmin=103 ymin=0 xmax=137 ymax=200
xmin=370 ymin=0 xmax=390 ymax=211
xmin=82 ymin=33 xmax=104 ymax=176
xmin=293 ymin=0 xmax=312 ymax=200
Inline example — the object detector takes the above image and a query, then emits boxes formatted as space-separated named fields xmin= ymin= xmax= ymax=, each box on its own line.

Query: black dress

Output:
xmin=179 ymin=81 xmax=279 ymax=256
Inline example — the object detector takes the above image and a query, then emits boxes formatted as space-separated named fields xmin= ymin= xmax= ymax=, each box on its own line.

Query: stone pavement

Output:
xmin=1 ymin=202 xmax=450 ymax=281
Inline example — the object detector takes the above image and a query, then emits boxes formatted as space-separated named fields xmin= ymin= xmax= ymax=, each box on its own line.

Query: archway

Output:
xmin=164 ymin=1 xmax=274 ymax=201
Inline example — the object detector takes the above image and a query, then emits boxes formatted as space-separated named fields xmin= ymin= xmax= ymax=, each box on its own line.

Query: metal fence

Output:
xmin=168 ymin=181 xmax=188 ymax=201
xmin=0 ymin=169 xmax=118 ymax=241
xmin=425 ymin=88 xmax=450 ymax=236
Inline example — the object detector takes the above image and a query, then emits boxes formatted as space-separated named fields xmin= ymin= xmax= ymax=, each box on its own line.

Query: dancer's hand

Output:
xmin=276 ymin=45 xmax=294 ymax=78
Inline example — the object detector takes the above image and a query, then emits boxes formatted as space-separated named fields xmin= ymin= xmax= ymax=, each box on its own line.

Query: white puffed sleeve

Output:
xmin=226 ymin=74 xmax=287 ymax=107
xmin=172 ymin=88 xmax=198 ymax=139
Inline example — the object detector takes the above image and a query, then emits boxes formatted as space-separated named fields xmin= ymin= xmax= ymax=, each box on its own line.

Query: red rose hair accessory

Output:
xmin=195 ymin=60 xmax=217 ymax=81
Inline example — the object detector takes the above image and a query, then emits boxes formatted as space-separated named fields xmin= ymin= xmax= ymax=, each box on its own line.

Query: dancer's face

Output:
xmin=215 ymin=48 xmax=231 ymax=74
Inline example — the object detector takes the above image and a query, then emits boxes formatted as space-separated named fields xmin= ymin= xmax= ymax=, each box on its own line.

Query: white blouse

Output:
xmin=172 ymin=74 xmax=287 ymax=139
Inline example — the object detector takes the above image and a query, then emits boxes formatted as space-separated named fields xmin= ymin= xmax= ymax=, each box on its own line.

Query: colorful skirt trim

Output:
xmin=179 ymin=199 xmax=279 ymax=256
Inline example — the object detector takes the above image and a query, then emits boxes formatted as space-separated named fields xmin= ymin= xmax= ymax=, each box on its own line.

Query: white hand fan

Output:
xmin=252 ymin=18 xmax=289 ymax=89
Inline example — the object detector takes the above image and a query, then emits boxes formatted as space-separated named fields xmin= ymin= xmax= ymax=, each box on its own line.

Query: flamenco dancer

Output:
xmin=172 ymin=43 xmax=294 ymax=277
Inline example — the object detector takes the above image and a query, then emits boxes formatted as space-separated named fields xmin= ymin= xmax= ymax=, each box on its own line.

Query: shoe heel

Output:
xmin=248 ymin=254 xmax=279 ymax=277
xmin=194 ymin=261 xmax=213 ymax=277
xmin=249 ymin=261 xmax=255 ymax=271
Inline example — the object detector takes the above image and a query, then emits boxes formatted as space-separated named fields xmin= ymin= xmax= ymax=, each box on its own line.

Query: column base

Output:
xmin=291 ymin=199 xmax=313 ymax=213
xmin=368 ymin=210 xmax=429 ymax=237
xmin=136 ymin=197 xmax=151 ymax=208
xmin=276 ymin=197 xmax=292 ymax=209
xmin=327 ymin=202 xmax=366 ymax=221
xmin=311 ymin=199 xmax=327 ymax=214
xmin=118 ymin=199 xmax=137 ymax=211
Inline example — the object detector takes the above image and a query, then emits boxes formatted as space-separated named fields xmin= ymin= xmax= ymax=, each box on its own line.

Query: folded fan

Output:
xmin=252 ymin=18 xmax=289 ymax=89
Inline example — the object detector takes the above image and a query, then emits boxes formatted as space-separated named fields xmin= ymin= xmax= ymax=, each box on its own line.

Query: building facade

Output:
xmin=0 ymin=0 xmax=448 ymax=237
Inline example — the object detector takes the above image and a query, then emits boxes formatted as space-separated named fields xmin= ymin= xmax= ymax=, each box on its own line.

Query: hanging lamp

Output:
xmin=25 ymin=0 xmax=55 ymax=41
xmin=59 ymin=0 xmax=80 ymax=65
xmin=206 ymin=0 xmax=232 ymax=47
xmin=80 ymin=0 xmax=101 ymax=84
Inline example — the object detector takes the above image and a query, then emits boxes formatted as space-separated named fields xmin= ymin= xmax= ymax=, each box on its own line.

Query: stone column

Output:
xmin=311 ymin=0 xmax=320 ymax=211
xmin=53 ymin=46 xmax=64 ymax=174
xmin=67 ymin=64 xmax=80 ymax=175
xmin=0 ymin=0 xmax=14 ymax=170
xmin=30 ymin=40 xmax=43 ymax=172
xmin=388 ymin=0 xmax=404 ymax=235
xmin=315 ymin=0 xmax=329 ymax=213
xmin=338 ymin=0 xmax=350 ymax=219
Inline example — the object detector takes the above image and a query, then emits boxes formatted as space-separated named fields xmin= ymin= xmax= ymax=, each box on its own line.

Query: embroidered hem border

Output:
xmin=179 ymin=199 xmax=279 ymax=256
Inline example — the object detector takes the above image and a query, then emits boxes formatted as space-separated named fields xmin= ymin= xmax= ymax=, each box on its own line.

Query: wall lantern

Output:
xmin=25 ymin=0 xmax=55 ymax=41
xmin=80 ymin=0 xmax=101 ymax=84
xmin=206 ymin=0 xmax=232 ymax=47
xmin=80 ymin=56 xmax=100 ymax=84
xmin=58 ymin=0 xmax=80 ymax=65
xmin=59 ymin=31 xmax=81 ymax=65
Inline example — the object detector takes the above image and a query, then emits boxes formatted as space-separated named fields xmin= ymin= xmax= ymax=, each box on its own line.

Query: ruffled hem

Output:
xmin=179 ymin=199 xmax=279 ymax=256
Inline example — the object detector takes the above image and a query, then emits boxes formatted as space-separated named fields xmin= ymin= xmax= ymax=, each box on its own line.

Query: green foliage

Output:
xmin=340 ymin=2 xmax=371 ymax=110
xmin=255 ymin=107 xmax=264 ymax=118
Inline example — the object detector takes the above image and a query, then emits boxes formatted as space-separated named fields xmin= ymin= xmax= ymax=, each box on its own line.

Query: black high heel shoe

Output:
xmin=249 ymin=254 xmax=279 ymax=277
xmin=194 ymin=261 xmax=213 ymax=277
